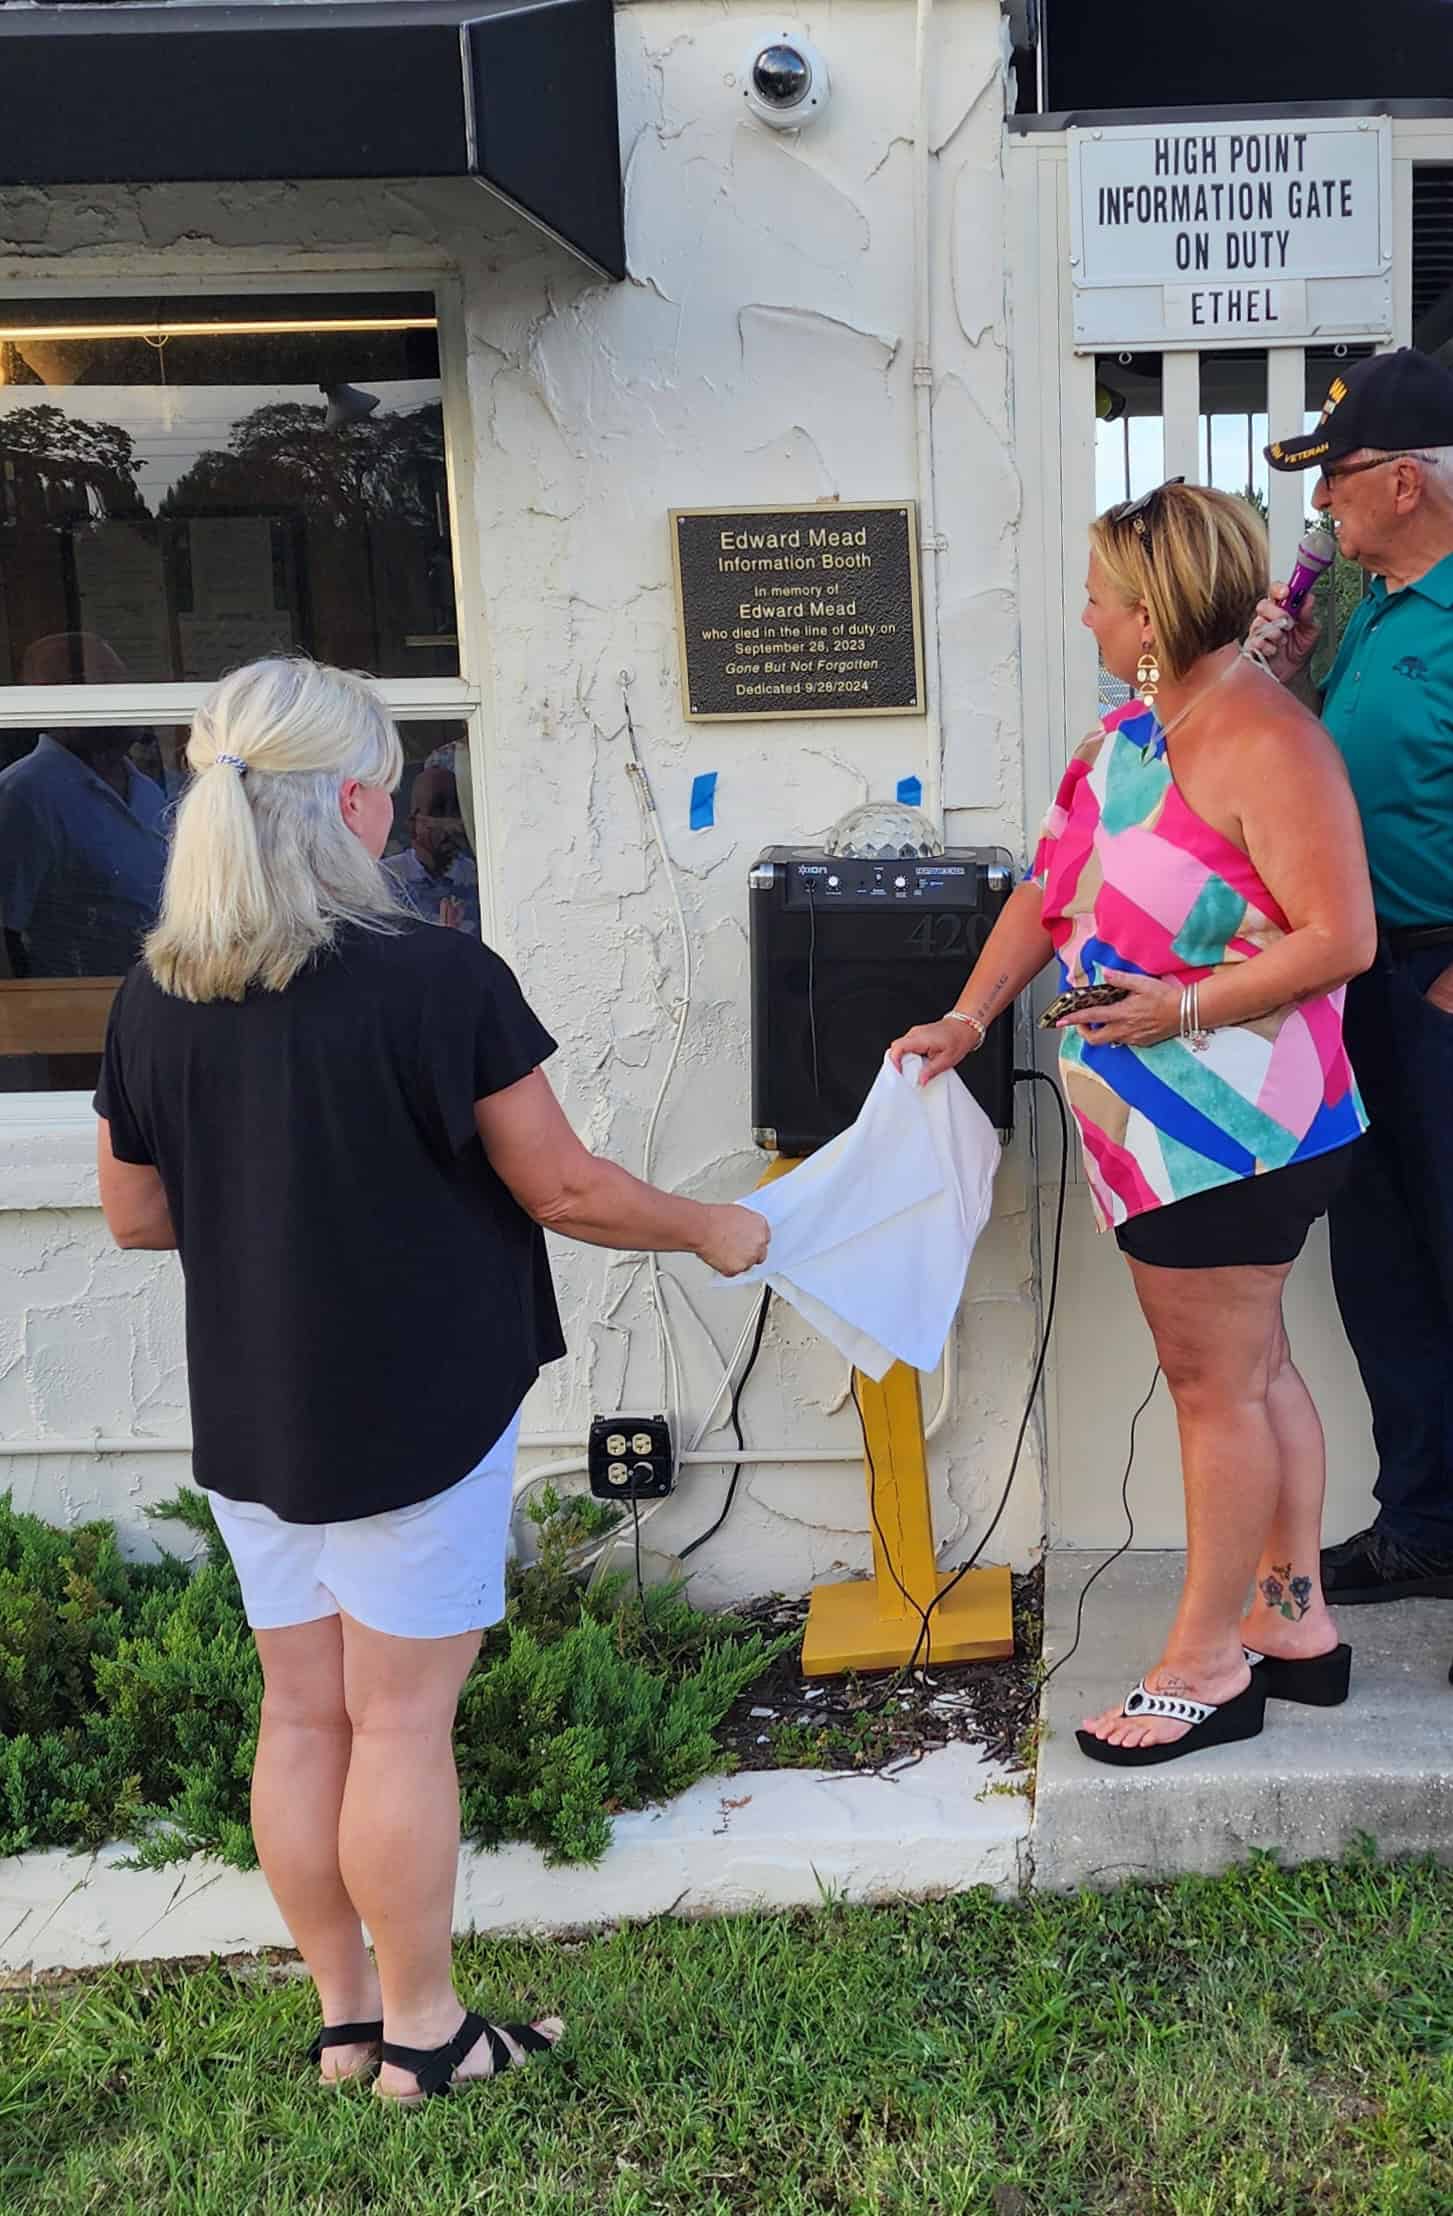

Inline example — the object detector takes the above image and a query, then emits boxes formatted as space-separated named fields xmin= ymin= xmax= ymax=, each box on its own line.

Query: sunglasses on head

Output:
xmin=1112 ymin=476 xmax=1187 ymax=543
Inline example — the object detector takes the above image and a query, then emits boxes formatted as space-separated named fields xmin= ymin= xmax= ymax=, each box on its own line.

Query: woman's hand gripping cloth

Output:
xmin=726 ymin=1053 xmax=1001 ymax=1378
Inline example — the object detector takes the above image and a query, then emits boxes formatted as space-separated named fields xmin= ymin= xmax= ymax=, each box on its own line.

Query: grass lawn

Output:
xmin=3 ymin=1851 xmax=1451 ymax=2216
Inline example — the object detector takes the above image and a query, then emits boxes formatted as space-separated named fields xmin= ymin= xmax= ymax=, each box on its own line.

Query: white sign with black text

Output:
xmin=1069 ymin=117 xmax=1392 ymax=350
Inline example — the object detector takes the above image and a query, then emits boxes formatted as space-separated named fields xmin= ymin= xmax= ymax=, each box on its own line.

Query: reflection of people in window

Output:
xmin=382 ymin=764 xmax=479 ymax=933
xmin=0 ymin=634 xmax=168 ymax=978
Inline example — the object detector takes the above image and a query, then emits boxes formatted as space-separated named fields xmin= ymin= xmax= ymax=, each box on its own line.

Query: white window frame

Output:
xmin=0 ymin=264 xmax=493 ymax=1133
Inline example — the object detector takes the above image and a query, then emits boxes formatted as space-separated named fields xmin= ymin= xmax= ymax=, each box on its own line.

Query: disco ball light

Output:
xmin=823 ymin=800 xmax=944 ymax=860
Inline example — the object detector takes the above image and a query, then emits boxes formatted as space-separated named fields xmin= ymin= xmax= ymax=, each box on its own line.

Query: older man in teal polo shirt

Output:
xmin=1259 ymin=347 xmax=1453 ymax=1625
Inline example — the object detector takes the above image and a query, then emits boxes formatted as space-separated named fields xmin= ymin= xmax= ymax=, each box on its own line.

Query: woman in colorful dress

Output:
xmin=891 ymin=480 xmax=1376 ymax=1766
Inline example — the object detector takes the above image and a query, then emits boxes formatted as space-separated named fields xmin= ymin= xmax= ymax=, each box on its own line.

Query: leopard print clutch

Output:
xmin=1038 ymin=984 xmax=1129 ymax=1030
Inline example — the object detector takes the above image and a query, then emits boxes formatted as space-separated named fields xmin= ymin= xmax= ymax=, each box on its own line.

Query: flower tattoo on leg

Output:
xmin=1260 ymin=1562 xmax=1313 ymax=1621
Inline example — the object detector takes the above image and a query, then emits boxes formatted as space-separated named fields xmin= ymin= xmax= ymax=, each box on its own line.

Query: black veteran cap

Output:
xmin=1266 ymin=348 xmax=1453 ymax=471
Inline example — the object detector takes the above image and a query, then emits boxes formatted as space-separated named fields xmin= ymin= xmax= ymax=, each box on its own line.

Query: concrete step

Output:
xmin=1033 ymin=1549 xmax=1453 ymax=1891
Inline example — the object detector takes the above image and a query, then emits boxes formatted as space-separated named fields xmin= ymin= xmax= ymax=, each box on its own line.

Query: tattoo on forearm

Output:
xmin=969 ymin=970 xmax=1010 ymax=1023
xmin=1260 ymin=1563 xmax=1313 ymax=1620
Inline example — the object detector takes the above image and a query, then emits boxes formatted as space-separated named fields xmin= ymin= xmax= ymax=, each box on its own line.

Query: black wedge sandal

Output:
xmin=309 ymin=2020 xmax=384 ymax=2072
xmin=1243 ymin=1642 xmax=1352 ymax=1706
xmin=378 ymin=2010 xmax=560 ymax=2101
xmin=1076 ymin=1675 xmax=1266 ymax=1767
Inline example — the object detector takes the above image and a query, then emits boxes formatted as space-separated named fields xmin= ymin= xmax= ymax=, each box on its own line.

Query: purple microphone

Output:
xmin=1282 ymin=525 xmax=1335 ymax=618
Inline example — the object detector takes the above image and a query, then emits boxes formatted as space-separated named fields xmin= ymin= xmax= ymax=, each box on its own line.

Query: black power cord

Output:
xmin=1027 ymin=1363 xmax=1160 ymax=1707
xmin=677 ymin=1065 xmax=1070 ymax=1621
xmin=674 ymin=1062 xmax=1155 ymax=1701
xmin=679 ymin=1284 xmax=774 ymax=1563
xmin=857 ymin=1062 xmax=1161 ymax=1717
xmin=853 ymin=1369 xmax=936 ymax=1661
xmin=628 ymin=1490 xmax=668 ymax=1664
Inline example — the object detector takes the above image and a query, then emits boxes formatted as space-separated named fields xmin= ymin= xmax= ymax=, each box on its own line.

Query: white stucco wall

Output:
xmin=0 ymin=0 xmax=1047 ymax=1599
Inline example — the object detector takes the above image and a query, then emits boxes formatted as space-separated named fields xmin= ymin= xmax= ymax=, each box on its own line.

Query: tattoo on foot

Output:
xmin=1260 ymin=1562 xmax=1313 ymax=1621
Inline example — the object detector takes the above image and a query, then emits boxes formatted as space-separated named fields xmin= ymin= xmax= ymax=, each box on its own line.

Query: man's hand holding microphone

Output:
xmin=1249 ymin=524 xmax=1333 ymax=686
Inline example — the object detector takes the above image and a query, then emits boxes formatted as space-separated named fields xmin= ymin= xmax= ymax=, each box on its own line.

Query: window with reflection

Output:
xmin=0 ymin=716 xmax=476 ymax=1093
xmin=0 ymin=717 xmax=175 ymax=1090
xmin=381 ymin=722 xmax=479 ymax=939
xmin=0 ymin=290 xmax=472 ymax=1095
xmin=0 ymin=292 xmax=455 ymax=685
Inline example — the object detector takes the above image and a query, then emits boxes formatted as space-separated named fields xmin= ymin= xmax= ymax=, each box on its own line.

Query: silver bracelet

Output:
xmin=945 ymin=1010 xmax=986 ymax=1044
xmin=1179 ymin=981 xmax=1211 ymax=1054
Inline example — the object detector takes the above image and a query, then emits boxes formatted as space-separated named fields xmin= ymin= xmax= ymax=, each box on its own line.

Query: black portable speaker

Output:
xmin=748 ymin=846 xmax=1017 ymax=1156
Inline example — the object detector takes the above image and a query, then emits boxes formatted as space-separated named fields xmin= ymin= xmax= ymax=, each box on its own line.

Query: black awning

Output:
xmin=0 ymin=0 xmax=625 ymax=281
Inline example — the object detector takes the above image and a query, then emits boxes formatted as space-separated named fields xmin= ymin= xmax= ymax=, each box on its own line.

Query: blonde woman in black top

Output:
xmin=97 ymin=657 xmax=768 ymax=2102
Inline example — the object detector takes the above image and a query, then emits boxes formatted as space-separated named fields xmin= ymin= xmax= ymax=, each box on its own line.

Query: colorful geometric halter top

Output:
xmin=1032 ymin=699 xmax=1366 ymax=1230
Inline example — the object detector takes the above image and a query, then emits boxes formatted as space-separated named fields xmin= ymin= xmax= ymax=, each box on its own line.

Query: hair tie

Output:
xmin=215 ymin=754 xmax=249 ymax=779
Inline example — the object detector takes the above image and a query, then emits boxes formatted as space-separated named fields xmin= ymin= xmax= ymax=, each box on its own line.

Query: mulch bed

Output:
xmin=718 ymin=1563 xmax=1042 ymax=1779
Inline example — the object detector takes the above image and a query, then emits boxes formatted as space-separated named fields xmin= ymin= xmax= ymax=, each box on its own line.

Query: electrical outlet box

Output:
xmin=588 ymin=1414 xmax=674 ymax=1500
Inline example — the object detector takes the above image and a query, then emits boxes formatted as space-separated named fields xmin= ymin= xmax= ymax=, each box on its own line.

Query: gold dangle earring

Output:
xmin=1135 ymin=646 xmax=1161 ymax=707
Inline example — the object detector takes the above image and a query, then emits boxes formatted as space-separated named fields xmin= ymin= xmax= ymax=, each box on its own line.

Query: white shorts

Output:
xmin=206 ymin=1412 xmax=521 ymax=1641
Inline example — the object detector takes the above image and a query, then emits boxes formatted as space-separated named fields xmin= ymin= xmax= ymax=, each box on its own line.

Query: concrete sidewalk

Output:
xmin=1033 ymin=1550 xmax=1453 ymax=1891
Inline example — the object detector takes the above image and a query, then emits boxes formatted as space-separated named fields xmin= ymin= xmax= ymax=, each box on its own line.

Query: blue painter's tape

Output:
xmin=690 ymin=770 xmax=718 ymax=830
xmin=897 ymin=775 xmax=923 ymax=807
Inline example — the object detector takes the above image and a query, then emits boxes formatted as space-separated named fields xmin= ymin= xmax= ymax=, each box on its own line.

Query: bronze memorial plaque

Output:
xmin=669 ymin=501 xmax=925 ymax=722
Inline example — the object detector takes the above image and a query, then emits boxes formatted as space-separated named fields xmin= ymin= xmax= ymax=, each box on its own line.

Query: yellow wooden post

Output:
xmin=754 ymin=1159 xmax=1015 ymax=1676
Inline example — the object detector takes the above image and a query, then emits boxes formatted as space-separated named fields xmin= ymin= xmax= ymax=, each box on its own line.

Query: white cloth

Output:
xmin=732 ymin=1053 xmax=1001 ymax=1379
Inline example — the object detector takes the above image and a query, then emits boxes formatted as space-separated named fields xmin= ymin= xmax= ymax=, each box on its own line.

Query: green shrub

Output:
xmin=0 ymin=1488 xmax=786 ymax=1870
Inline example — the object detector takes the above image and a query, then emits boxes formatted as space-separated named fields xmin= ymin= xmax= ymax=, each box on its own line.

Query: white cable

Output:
xmin=685 ymin=1302 xmax=761 ymax=1449
xmin=619 ymin=676 xmax=693 ymax=1454
xmin=515 ymin=679 xmax=967 ymax=1581
xmin=506 ymin=681 xmax=696 ymax=1582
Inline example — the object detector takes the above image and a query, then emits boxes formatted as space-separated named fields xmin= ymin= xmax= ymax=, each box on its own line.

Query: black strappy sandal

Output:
xmin=1244 ymin=1642 xmax=1352 ymax=1706
xmin=309 ymin=2020 xmax=384 ymax=2070
xmin=1076 ymin=1675 xmax=1266 ymax=1767
xmin=379 ymin=2009 xmax=560 ymax=2100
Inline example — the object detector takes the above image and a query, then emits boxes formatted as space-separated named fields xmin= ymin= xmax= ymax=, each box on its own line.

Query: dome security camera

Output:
xmin=742 ymin=35 xmax=830 ymax=129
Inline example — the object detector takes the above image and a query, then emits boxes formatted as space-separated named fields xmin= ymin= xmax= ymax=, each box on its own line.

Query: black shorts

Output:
xmin=1114 ymin=1140 xmax=1365 ymax=1271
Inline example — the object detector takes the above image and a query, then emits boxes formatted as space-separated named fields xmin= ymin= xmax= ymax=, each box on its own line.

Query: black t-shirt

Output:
xmin=95 ymin=923 xmax=565 ymax=1524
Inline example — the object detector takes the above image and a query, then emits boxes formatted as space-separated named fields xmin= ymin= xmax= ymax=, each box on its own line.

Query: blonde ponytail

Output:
xmin=145 ymin=658 xmax=404 ymax=1003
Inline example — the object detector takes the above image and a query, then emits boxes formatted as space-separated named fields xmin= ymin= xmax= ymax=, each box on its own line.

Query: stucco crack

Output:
xmin=599 ymin=1259 xmax=648 ymax=1327
xmin=796 ymin=744 xmax=871 ymax=817
xmin=865 ymin=136 xmax=913 ymax=186
xmin=738 ymin=303 xmax=901 ymax=372
xmin=652 ymin=1267 xmax=739 ymax=1388
xmin=580 ymin=1321 xmax=632 ymax=1423
xmin=743 ymin=1474 xmax=860 ymax=1537
xmin=744 ymin=423 xmax=834 ymax=487
xmin=635 ymin=22 xmax=698 ymax=143
xmin=932 ymin=58 xmax=1003 ymax=159
xmin=660 ymin=832 xmax=735 ymax=887
xmin=627 ymin=268 xmax=678 ymax=310
xmin=726 ymin=126 xmax=872 ymax=270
